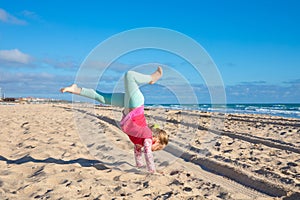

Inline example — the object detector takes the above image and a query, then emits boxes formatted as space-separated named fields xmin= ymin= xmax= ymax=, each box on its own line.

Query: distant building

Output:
xmin=3 ymin=98 xmax=16 ymax=102
xmin=0 ymin=93 xmax=69 ymax=104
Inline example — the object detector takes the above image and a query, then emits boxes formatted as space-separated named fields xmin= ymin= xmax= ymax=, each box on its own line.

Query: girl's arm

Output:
xmin=143 ymin=138 xmax=155 ymax=173
xmin=134 ymin=145 xmax=143 ymax=168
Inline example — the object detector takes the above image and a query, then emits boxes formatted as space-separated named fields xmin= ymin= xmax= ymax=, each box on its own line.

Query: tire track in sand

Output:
xmin=60 ymin=105 xmax=273 ymax=199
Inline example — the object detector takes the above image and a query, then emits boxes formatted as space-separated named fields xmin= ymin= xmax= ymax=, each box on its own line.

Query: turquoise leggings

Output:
xmin=79 ymin=71 xmax=152 ymax=108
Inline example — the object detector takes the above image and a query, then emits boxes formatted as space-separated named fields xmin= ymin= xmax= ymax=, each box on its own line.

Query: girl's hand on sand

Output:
xmin=154 ymin=170 xmax=165 ymax=175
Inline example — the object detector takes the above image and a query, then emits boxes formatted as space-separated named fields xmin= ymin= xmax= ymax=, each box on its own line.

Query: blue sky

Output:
xmin=0 ymin=0 xmax=299 ymax=103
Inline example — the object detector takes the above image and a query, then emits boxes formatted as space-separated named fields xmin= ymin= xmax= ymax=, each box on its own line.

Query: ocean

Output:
xmin=145 ymin=103 xmax=300 ymax=119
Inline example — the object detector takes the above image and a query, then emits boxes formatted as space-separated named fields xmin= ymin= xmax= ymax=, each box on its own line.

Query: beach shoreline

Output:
xmin=0 ymin=103 xmax=299 ymax=199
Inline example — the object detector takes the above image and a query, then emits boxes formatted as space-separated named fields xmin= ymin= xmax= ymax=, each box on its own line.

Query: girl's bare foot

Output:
xmin=149 ymin=66 xmax=163 ymax=84
xmin=60 ymin=84 xmax=81 ymax=94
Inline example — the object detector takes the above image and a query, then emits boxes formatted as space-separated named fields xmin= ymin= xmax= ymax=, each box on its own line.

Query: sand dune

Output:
xmin=0 ymin=103 xmax=299 ymax=199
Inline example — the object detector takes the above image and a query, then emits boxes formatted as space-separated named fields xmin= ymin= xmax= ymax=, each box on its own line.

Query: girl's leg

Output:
xmin=124 ymin=71 xmax=150 ymax=108
xmin=60 ymin=67 xmax=162 ymax=108
xmin=81 ymin=88 xmax=125 ymax=107
xmin=124 ymin=67 xmax=162 ymax=108
xmin=60 ymin=84 xmax=125 ymax=107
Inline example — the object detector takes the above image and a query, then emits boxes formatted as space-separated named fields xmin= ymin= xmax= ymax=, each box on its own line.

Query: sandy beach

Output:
xmin=0 ymin=103 xmax=299 ymax=200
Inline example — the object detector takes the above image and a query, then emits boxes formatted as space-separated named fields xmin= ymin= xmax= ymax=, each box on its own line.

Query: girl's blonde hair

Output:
xmin=150 ymin=124 xmax=169 ymax=145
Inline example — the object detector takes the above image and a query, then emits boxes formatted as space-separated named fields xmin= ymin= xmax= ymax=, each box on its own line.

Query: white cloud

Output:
xmin=21 ymin=10 xmax=44 ymax=23
xmin=0 ymin=71 xmax=75 ymax=96
xmin=0 ymin=49 xmax=32 ymax=64
xmin=225 ymin=81 xmax=300 ymax=103
xmin=42 ymin=58 xmax=78 ymax=70
xmin=0 ymin=8 xmax=27 ymax=25
xmin=21 ymin=10 xmax=38 ymax=19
